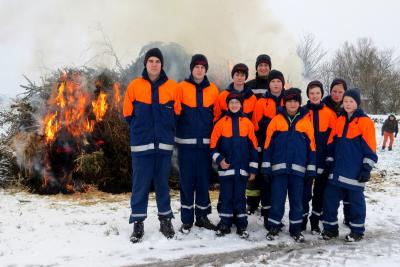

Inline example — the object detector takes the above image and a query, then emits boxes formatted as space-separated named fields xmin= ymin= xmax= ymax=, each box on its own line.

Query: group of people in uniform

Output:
xmin=123 ymin=47 xmax=378 ymax=244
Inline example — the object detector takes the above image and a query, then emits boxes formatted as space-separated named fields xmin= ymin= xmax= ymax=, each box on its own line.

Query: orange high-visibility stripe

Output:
xmin=123 ymin=78 xmax=178 ymax=118
xmin=331 ymin=116 xmax=377 ymax=152
xmin=264 ymin=113 xmax=316 ymax=152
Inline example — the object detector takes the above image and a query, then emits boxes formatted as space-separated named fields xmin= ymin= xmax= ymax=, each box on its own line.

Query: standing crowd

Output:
xmin=123 ymin=47 xmax=378 ymax=244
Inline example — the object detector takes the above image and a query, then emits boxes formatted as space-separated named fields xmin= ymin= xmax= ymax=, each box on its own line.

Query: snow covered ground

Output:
xmin=1 ymin=115 xmax=400 ymax=267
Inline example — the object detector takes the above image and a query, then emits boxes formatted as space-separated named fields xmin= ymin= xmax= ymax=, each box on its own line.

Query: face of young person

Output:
xmin=228 ymin=99 xmax=242 ymax=113
xmin=331 ymin=84 xmax=345 ymax=103
xmin=192 ymin=65 xmax=206 ymax=82
xmin=343 ymin=96 xmax=358 ymax=114
xmin=233 ymin=72 xmax=246 ymax=88
xmin=146 ymin=57 xmax=162 ymax=78
xmin=257 ymin=63 xmax=270 ymax=77
xmin=269 ymin=79 xmax=283 ymax=95
xmin=308 ymin=87 xmax=322 ymax=104
xmin=285 ymin=99 xmax=300 ymax=116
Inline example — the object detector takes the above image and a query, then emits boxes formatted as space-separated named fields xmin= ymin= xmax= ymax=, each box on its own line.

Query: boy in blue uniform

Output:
xmin=210 ymin=92 xmax=258 ymax=238
xmin=321 ymin=89 xmax=378 ymax=242
xmin=262 ymin=88 xmax=316 ymax=242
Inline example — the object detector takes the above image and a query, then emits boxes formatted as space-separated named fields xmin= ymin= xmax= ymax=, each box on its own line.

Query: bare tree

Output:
xmin=330 ymin=38 xmax=398 ymax=113
xmin=296 ymin=33 xmax=327 ymax=80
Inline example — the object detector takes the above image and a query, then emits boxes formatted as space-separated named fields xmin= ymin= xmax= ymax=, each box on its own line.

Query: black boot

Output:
xmin=345 ymin=231 xmax=363 ymax=242
xmin=266 ymin=227 xmax=280 ymax=241
xmin=291 ymin=232 xmax=305 ymax=243
xmin=215 ymin=224 xmax=231 ymax=237
xmin=160 ymin=218 xmax=175 ymax=239
xmin=195 ymin=216 xmax=217 ymax=231
xmin=320 ymin=229 xmax=339 ymax=240
xmin=236 ymin=228 xmax=249 ymax=239
xmin=389 ymin=146 xmax=392 ymax=151
xmin=130 ymin=221 xmax=144 ymax=243
xmin=179 ymin=223 xmax=192 ymax=234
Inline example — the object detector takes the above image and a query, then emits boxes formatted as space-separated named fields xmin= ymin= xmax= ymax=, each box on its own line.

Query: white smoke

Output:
xmin=0 ymin=0 xmax=305 ymax=96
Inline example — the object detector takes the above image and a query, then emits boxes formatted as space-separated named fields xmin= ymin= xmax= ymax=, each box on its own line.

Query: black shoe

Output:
xmin=291 ymin=232 xmax=305 ymax=243
xmin=266 ymin=227 xmax=280 ymax=241
xmin=179 ymin=223 xmax=192 ymax=234
xmin=160 ymin=218 xmax=175 ymax=239
xmin=215 ymin=224 xmax=231 ymax=237
xmin=311 ymin=226 xmax=321 ymax=235
xmin=236 ymin=228 xmax=249 ymax=239
xmin=130 ymin=221 xmax=144 ymax=243
xmin=389 ymin=147 xmax=392 ymax=151
xmin=345 ymin=232 xmax=363 ymax=242
xmin=195 ymin=216 xmax=217 ymax=231
xmin=320 ymin=229 xmax=339 ymax=240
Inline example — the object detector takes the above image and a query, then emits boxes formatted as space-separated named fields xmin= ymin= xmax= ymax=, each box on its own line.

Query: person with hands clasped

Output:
xmin=321 ymin=89 xmax=378 ymax=242
xmin=261 ymin=88 xmax=316 ymax=243
xmin=210 ymin=92 xmax=259 ymax=239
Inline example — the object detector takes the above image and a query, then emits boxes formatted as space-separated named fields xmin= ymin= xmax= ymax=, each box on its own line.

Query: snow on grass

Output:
xmin=0 ymin=115 xmax=400 ymax=266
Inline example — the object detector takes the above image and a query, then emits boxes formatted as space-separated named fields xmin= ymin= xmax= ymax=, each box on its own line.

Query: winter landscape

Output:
xmin=0 ymin=117 xmax=399 ymax=266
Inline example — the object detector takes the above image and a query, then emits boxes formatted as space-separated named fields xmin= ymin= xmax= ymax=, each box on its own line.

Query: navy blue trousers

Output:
xmin=129 ymin=153 xmax=173 ymax=223
xmin=178 ymin=147 xmax=212 ymax=225
xmin=218 ymin=174 xmax=248 ymax=229
xmin=322 ymin=183 xmax=366 ymax=234
xmin=267 ymin=174 xmax=304 ymax=235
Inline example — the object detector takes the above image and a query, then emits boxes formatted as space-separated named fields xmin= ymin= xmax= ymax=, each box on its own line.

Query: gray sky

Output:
xmin=0 ymin=0 xmax=399 ymax=98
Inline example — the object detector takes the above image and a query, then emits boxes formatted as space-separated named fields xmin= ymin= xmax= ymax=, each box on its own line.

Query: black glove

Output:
xmin=395 ymin=133 xmax=398 ymax=138
xmin=263 ymin=174 xmax=270 ymax=184
xmin=358 ymin=172 xmax=370 ymax=183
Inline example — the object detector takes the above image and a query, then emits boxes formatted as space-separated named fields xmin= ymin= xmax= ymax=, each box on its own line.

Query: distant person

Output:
xmin=246 ymin=54 xmax=272 ymax=99
xmin=210 ymin=92 xmax=258 ymax=239
xmin=123 ymin=48 xmax=178 ymax=243
xmin=381 ymin=114 xmax=398 ymax=151
xmin=175 ymin=54 xmax=219 ymax=234
xmin=321 ymin=89 xmax=378 ymax=242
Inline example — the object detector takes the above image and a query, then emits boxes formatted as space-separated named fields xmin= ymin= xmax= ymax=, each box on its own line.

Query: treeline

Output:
xmin=297 ymin=34 xmax=400 ymax=114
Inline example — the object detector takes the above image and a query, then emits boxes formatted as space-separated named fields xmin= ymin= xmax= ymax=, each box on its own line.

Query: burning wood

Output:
xmin=9 ymin=69 xmax=127 ymax=194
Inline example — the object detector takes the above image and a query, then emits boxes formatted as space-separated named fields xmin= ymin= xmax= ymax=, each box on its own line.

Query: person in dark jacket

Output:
xmin=322 ymin=78 xmax=351 ymax=227
xmin=123 ymin=48 xmax=178 ymax=243
xmin=246 ymin=54 xmax=272 ymax=99
xmin=302 ymin=81 xmax=336 ymax=234
xmin=175 ymin=54 xmax=219 ymax=234
xmin=210 ymin=92 xmax=258 ymax=239
xmin=381 ymin=114 xmax=398 ymax=151
xmin=262 ymin=88 xmax=316 ymax=243
xmin=321 ymin=89 xmax=378 ymax=242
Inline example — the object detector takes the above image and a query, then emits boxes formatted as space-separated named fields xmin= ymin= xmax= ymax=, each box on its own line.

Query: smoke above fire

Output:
xmin=0 ymin=0 xmax=304 ymax=95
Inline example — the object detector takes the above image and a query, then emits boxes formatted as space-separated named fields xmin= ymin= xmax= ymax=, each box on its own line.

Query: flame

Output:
xmin=112 ymin=82 xmax=121 ymax=112
xmin=44 ymin=112 xmax=60 ymax=142
xmin=92 ymin=91 xmax=108 ymax=121
xmin=42 ymin=72 xmax=122 ymax=144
